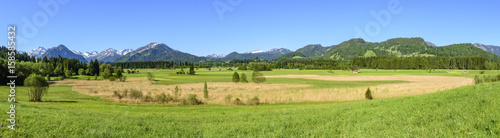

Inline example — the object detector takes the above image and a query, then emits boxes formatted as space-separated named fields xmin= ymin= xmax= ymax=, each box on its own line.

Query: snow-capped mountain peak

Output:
xmin=244 ymin=50 xmax=265 ymax=54
xmin=72 ymin=48 xmax=134 ymax=62
xmin=117 ymin=48 xmax=133 ymax=55
xmin=27 ymin=46 xmax=47 ymax=57
xmin=207 ymin=54 xmax=227 ymax=58
xmin=71 ymin=50 xmax=83 ymax=55
xmin=243 ymin=48 xmax=291 ymax=54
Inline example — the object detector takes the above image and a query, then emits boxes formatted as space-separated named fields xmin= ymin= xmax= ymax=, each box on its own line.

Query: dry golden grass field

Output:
xmin=53 ymin=74 xmax=473 ymax=104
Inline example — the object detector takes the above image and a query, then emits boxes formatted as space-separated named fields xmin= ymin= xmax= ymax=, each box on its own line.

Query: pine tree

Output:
xmin=93 ymin=59 xmax=100 ymax=76
xmin=189 ymin=63 xmax=195 ymax=75
xmin=88 ymin=60 xmax=94 ymax=76
xmin=365 ymin=87 xmax=373 ymax=100
xmin=203 ymin=81 xmax=208 ymax=99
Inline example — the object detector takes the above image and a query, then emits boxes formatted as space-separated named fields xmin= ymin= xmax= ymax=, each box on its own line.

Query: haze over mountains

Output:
xmin=24 ymin=37 xmax=500 ymax=63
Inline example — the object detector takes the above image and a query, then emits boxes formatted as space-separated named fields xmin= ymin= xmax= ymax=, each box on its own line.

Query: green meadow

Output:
xmin=0 ymin=69 xmax=499 ymax=137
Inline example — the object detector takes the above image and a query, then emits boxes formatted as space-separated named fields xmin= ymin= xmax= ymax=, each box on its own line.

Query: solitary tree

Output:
xmin=240 ymin=73 xmax=248 ymax=83
xmin=189 ymin=63 xmax=196 ymax=75
xmin=232 ymin=72 xmax=240 ymax=82
xmin=25 ymin=74 xmax=50 ymax=102
xmin=252 ymin=71 xmax=266 ymax=83
xmin=203 ymin=81 xmax=208 ymax=99
xmin=365 ymin=87 xmax=373 ymax=100
xmin=147 ymin=72 xmax=155 ymax=83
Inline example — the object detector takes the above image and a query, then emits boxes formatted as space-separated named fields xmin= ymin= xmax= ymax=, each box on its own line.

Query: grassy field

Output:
xmin=1 ymin=81 xmax=499 ymax=137
xmin=58 ymin=69 xmax=473 ymax=104
xmin=0 ymin=69 xmax=498 ymax=137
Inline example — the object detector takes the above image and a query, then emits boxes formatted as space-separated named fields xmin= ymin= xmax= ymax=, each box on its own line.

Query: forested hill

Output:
xmin=277 ymin=37 xmax=500 ymax=61
xmin=295 ymin=44 xmax=333 ymax=57
xmin=223 ymin=48 xmax=292 ymax=60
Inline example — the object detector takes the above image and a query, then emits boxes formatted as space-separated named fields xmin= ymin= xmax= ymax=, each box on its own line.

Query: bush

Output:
xmin=116 ymin=70 xmax=123 ymax=79
xmin=240 ymin=73 xmax=248 ymax=83
xmin=484 ymin=75 xmax=495 ymax=83
xmin=247 ymin=96 xmax=260 ymax=105
xmin=129 ymin=89 xmax=143 ymax=99
xmin=225 ymin=95 xmax=233 ymax=104
xmin=123 ymin=89 xmax=128 ymax=97
xmin=232 ymin=72 xmax=240 ymax=83
xmin=54 ymin=78 xmax=60 ymax=81
xmin=119 ymin=76 xmax=127 ymax=82
xmin=65 ymin=70 xmax=72 ymax=78
xmin=365 ymin=87 xmax=373 ymax=100
xmin=58 ymin=76 xmax=64 ymax=81
xmin=78 ymin=68 xmax=86 ymax=75
xmin=46 ymin=75 xmax=51 ymax=81
xmin=143 ymin=92 xmax=153 ymax=102
xmin=113 ymin=91 xmax=124 ymax=99
xmin=475 ymin=75 xmax=500 ymax=84
xmin=480 ymin=71 xmax=486 ymax=74
xmin=181 ymin=94 xmax=203 ymax=105
xmin=94 ymin=75 xmax=98 ymax=80
xmin=24 ymin=74 xmax=49 ymax=102
xmin=475 ymin=75 xmax=483 ymax=84
xmin=233 ymin=98 xmax=245 ymax=105
xmin=252 ymin=71 xmax=266 ymax=83
xmin=87 ymin=77 xmax=90 ymax=80
xmin=155 ymin=93 xmax=167 ymax=103
xmin=147 ymin=72 xmax=154 ymax=83
xmin=108 ymin=76 xmax=116 ymax=81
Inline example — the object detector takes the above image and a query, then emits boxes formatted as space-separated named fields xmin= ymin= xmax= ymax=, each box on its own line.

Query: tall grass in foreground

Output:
xmin=0 ymin=82 xmax=499 ymax=137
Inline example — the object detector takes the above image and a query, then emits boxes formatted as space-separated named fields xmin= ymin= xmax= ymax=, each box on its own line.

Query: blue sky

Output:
xmin=1 ymin=0 xmax=499 ymax=56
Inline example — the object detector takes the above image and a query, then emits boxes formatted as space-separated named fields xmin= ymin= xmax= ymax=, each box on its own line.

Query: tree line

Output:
xmin=352 ymin=56 xmax=500 ymax=70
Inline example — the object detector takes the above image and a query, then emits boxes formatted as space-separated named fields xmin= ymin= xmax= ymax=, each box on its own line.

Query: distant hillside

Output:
xmin=474 ymin=43 xmax=500 ymax=56
xmin=273 ymin=52 xmax=307 ymax=61
xmin=41 ymin=45 xmax=87 ymax=62
xmin=111 ymin=43 xmax=208 ymax=62
xmin=295 ymin=44 xmax=333 ymax=57
xmin=322 ymin=38 xmax=500 ymax=61
xmin=223 ymin=48 xmax=292 ymax=60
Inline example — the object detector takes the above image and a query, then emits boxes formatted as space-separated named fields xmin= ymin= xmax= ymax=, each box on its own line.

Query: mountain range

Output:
xmin=473 ymin=43 xmax=500 ymax=56
xmin=27 ymin=46 xmax=133 ymax=62
xmin=283 ymin=38 xmax=500 ymax=61
xmin=23 ymin=37 xmax=500 ymax=63
xmin=40 ymin=45 xmax=88 ymax=62
xmin=111 ymin=42 xmax=208 ymax=62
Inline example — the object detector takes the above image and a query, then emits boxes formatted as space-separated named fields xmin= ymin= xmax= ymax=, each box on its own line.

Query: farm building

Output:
xmin=352 ymin=69 xmax=360 ymax=73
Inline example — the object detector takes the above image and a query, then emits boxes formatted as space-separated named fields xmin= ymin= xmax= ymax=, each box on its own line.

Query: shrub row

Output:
xmin=474 ymin=74 xmax=500 ymax=84
xmin=113 ymin=87 xmax=203 ymax=105
xmin=225 ymin=95 xmax=261 ymax=105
